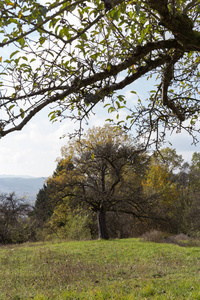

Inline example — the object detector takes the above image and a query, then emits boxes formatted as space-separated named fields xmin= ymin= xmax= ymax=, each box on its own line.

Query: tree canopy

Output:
xmin=1 ymin=0 xmax=200 ymax=147
xmin=45 ymin=125 xmax=151 ymax=239
xmin=39 ymin=125 xmax=187 ymax=239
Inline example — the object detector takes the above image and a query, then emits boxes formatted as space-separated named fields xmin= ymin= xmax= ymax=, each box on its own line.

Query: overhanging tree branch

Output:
xmin=0 ymin=0 xmax=200 ymax=148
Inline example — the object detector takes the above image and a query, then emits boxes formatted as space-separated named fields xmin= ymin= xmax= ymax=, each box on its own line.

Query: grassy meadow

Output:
xmin=0 ymin=238 xmax=200 ymax=299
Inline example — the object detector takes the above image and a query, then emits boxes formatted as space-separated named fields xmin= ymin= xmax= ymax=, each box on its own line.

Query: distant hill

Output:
xmin=0 ymin=176 xmax=46 ymax=205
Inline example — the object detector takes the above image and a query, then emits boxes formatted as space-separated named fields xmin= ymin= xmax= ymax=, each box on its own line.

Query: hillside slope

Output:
xmin=0 ymin=238 xmax=200 ymax=299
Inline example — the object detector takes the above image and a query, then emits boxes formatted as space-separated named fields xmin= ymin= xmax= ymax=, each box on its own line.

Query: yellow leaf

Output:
xmin=18 ymin=11 xmax=22 ymax=19
xmin=0 ymin=57 xmax=2 ymax=63
xmin=7 ymin=2 xmax=19 ymax=7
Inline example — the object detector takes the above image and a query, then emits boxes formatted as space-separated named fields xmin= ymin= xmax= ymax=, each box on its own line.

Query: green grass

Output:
xmin=1 ymin=238 xmax=200 ymax=299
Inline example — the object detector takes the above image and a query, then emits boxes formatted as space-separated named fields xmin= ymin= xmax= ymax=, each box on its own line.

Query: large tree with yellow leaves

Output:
xmin=47 ymin=125 xmax=149 ymax=239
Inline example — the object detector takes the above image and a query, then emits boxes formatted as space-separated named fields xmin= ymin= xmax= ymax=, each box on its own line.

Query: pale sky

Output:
xmin=0 ymin=102 xmax=114 ymax=177
xmin=0 ymin=5 xmax=199 ymax=177
xmin=0 ymin=89 xmax=199 ymax=178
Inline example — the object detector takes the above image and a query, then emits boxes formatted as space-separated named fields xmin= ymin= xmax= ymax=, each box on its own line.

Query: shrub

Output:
xmin=140 ymin=230 xmax=169 ymax=243
xmin=140 ymin=230 xmax=200 ymax=247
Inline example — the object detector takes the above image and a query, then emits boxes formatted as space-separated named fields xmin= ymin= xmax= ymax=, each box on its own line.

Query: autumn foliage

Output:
xmin=32 ymin=125 xmax=198 ymax=240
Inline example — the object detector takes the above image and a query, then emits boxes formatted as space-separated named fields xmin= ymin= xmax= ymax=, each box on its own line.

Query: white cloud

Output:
xmin=0 ymin=107 xmax=78 ymax=177
xmin=167 ymin=130 xmax=200 ymax=163
xmin=0 ymin=100 xmax=199 ymax=177
xmin=0 ymin=103 xmax=112 ymax=177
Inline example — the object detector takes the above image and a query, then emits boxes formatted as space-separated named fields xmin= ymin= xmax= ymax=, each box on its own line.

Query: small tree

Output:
xmin=189 ymin=152 xmax=200 ymax=192
xmin=152 ymin=148 xmax=184 ymax=174
xmin=0 ymin=193 xmax=31 ymax=243
xmin=142 ymin=158 xmax=181 ymax=232
xmin=34 ymin=184 xmax=53 ymax=222
xmin=184 ymin=152 xmax=200 ymax=235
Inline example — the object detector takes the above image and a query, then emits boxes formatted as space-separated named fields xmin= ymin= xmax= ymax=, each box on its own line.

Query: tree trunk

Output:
xmin=97 ymin=210 xmax=109 ymax=239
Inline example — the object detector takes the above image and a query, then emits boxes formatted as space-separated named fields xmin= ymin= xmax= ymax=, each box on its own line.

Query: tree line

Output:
xmin=1 ymin=0 xmax=200 ymax=244
xmin=1 ymin=125 xmax=200 ymax=243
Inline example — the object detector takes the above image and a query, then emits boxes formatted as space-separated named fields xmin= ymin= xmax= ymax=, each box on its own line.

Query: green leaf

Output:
xmin=40 ymin=5 xmax=48 ymax=16
xmin=104 ymin=103 xmax=110 ymax=107
xmin=135 ymin=3 xmax=140 ymax=15
xmin=18 ymin=37 xmax=25 ymax=47
xmin=2 ymin=38 xmax=8 ymax=44
xmin=10 ymin=50 xmax=19 ymax=59
xmin=116 ymin=101 xmax=121 ymax=109
xmin=20 ymin=108 xmax=25 ymax=118
xmin=20 ymin=63 xmax=29 ymax=68
xmin=107 ymin=63 xmax=112 ymax=72
xmin=108 ymin=106 xmax=115 ymax=113
xmin=113 ymin=10 xmax=120 ymax=21
xmin=9 ymin=104 xmax=15 ymax=111
xmin=39 ymin=36 xmax=46 ymax=45
xmin=120 ymin=2 xmax=126 ymax=13
xmin=50 ymin=113 xmax=56 ymax=121
xmin=63 ymin=27 xmax=71 ymax=39
xmin=81 ymin=33 xmax=87 ymax=40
